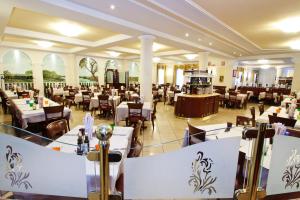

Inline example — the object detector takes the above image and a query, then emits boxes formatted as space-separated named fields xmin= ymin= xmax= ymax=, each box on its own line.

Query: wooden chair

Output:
xmin=82 ymin=91 xmax=91 ymax=111
xmin=236 ymin=106 xmax=256 ymax=127
xmin=268 ymin=115 xmax=297 ymax=128
xmin=45 ymin=119 xmax=68 ymax=139
xmin=286 ymin=128 xmax=300 ymax=138
xmin=33 ymin=89 xmax=39 ymax=97
xmin=151 ymin=100 xmax=158 ymax=129
xmin=236 ymin=116 xmax=252 ymax=127
xmin=43 ymin=105 xmax=70 ymax=131
xmin=264 ymin=92 xmax=274 ymax=104
xmin=128 ymin=139 xmax=143 ymax=158
xmin=17 ymin=91 xmax=30 ymax=99
xmin=163 ymin=87 xmax=167 ymax=105
xmin=131 ymin=120 xmax=142 ymax=146
xmin=97 ymin=95 xmax=112 ymax=118
xmin=258 ymin=103 xmax=264 ymax=115
xmin=53 ymin=95 xmax=64 ymax=105
xmin=126 ymin=103 xmax=144 ymax=127
xmin=187 ymin=121 xmax=206 ymax=145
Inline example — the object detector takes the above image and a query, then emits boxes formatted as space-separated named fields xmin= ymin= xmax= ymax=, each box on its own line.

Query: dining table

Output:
xmin=115 ymin=101 xmax=152 ymax=125
xmin=73 ymin=93 xmax=121 ymax=110
xmin=256 ymin=106 xmax=300 ymax=129
xmin=10 ymin=98 xmax=72 ymax=129
xmin=225 ymin=93 xmax=248 ymax=106
xmin=182 ymin=123 xmax=272 ymax=169
xmin=47 ymin=125 xmax=133 ymax=193
xmin=3 ymin=90 xmax=19 ymax=99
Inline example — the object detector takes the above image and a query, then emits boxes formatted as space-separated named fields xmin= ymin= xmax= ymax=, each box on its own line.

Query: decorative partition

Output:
xmin=125 ymin=137 xmax=241 ymax=199
xmin=0 ymin=134 xmax=87 ymax=198
xmin=266 ymin=135 xmax=300 ymax=196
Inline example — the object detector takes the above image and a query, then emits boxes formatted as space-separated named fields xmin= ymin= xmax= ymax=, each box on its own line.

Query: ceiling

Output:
xmin=0 ymin=0 xmax=300 ymax=61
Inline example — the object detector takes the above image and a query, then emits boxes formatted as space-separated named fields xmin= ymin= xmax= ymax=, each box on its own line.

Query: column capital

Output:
xmin=138 ymin=35 xmax=156 ymax=41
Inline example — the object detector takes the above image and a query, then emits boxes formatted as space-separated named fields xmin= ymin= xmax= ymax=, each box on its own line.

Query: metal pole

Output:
xmin=99 ymin=139 xmax=110 ymax=200
xmin=248 ymin=123 xmax=267 ymax=200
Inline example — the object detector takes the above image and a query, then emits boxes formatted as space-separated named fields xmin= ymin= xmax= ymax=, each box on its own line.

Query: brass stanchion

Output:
xmin=88 ymin=124 xmax=112 ymax=200
xmin=236 ymin=123 xmax=268 ymax=200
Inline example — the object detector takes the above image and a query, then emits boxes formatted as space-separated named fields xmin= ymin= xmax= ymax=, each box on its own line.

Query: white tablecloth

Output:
xmin=52 ymin=88 xmax=64 ymax=96
xmin=256 ymin=106 xmax=300 ymax=129
xmin=115 ymin=101 xmax=152 ymax=124
xmin=225 ymin=93 xmax=247 ymax=106
xmin=258 ymin=92 xmax=278 ymax=102
xmin=11 ymin=98 xmax=72 ymax=129
xmin=182 ymin=123 xmax=272 ymax=169
xmin=47 ymin=125 xmax=133 ymax=192
xmin=74 ymin=92 xmax=101 ymax=104
xmin=89 ymin=96 xmax=121 ymax=110
xmin=3 ymin=90 xmax=18 ymax=99
xmin=174 ymin=93 xmax=184 ymax=102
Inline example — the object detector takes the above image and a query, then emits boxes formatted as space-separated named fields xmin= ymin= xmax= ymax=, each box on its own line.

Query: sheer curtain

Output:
xmin=176 ymin=68 xmax=184 ymax=87
xmin=158 ymin=68 xmax=165 ymax=85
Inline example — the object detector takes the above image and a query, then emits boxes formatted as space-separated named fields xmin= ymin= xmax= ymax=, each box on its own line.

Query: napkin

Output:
xmin=273 ymin=123 xmax=286 ymax=135
xmin=83 ymin=113 xmax=94 ymax=140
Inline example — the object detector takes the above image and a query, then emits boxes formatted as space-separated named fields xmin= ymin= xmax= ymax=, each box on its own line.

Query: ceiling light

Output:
xmin=153 ymin=57 xmax=160 ymax=63
xmin=110 ymin=4 xmax=115 ymax=10
xmin=152 ymin=43 xmax=162 ymax=51
xmin=289 ymin=40 xmax=300 ymax=50
xmin=209 ymin=42 xmax=213 ymax=46
xmin=198 ymin=38 xmax=202 ymax=41
xmin=274 ymin=17 xmax=300 ymax=33
xmin=35 ymin=41 xmax=53 ymax=48
xmin=108 ymin=51 xmax=121 ymax=57
xmin=184 ymin=54 xmax=198 ymax=60
xmin=233 ymin=52 xmax=236 ymax=54
xmin=51 ymin=22 xmax=85 ymax=37
xmin=261 ymin=65 xmax=271 ymax=69
xmin=185 ymin=33 xmax=189 ymax=37
xmin=257 ymin=59 xmax=269 ymax=64
xmin=239 ymin=54 xmax=242 ymax=56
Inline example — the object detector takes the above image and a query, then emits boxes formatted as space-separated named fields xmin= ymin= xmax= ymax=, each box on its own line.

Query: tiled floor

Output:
xmin=0 ymin=101 xmax=262 ymax=156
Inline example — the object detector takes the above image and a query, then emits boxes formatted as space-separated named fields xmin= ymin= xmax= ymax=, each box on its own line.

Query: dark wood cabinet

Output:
xmin=174 ymin=94 xmax=220 ymax=118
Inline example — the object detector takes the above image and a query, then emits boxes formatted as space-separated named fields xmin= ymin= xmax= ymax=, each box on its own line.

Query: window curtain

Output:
xmin=157 ymin=63 xmax=167 ymax=84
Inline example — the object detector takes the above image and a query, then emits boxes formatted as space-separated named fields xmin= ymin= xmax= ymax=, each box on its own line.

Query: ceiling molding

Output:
xmin=0 ymin=41 xmax=72 ymax=53
xmin=185 ymin=0 xmax=263 ymax=51
xmin=31 ymin=0 xmax=234 ymax=58
xmin=154 ymin=50 xmax=192 ymax=57
xmin=4 ymin=27 xmax=93 ymax=46
xmin=107 ymin=46 xmax=140 ymax=54
xmin=0 ymin=1 xmax=13 ymax=40
xmin=130 ymin=0 xmax=249 ymax=55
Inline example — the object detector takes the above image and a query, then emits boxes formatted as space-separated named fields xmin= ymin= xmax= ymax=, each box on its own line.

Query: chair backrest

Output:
xmin=187 ymin=121 xmax=206 ymax=144
xmin=82 ymin=91 xmax=91 ymax=102
xmin=46 ymin=119 xmax=68 ymax=139
xmin=268 ymin=115 xmax=297 ymax=127
xmin=53 ymin=95 xmax=64 ymax=105
xmin=17 ymin=91 xmax=29 ymax=98
xmin=242 ymin=128 xmax=275 ymax=139
xmin=43 ymin=105 xmax=64 ymax=122
xmin=98 ymin=95 xmax=110 ymax=108
xmin=286 ymin=128 xmax=300 ymax=138
xmin=236 ymin=116 xmax=252 ymax=127
xmin=258 ymin=104 xmax=264 ymax=115
xmin=127 ymin=103 xmax=143 ymax=118
xmin=69 ymin=89 xmax=76 ymax=96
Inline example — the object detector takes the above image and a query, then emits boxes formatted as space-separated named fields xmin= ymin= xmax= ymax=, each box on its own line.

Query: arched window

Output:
xmin=79 ymin=57 xmax=98 ymax=84
xmin=42 ymin=54 xmax=65 ymax=84
xmin=2 ymin=50 xmax=33 ymax=89
xmin=128 ymin=62 xmax=139 ymax=83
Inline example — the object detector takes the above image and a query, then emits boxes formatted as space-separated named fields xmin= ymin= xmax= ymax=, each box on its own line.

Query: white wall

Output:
xmin=258 ymin=67 xmax=276 ymax=86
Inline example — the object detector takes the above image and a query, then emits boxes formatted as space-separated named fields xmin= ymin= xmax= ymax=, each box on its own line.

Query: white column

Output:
xmin=198 ymin=52 xmax=209 ymax=71
xmin=224 ymin=60 xmax=235 ymax=89
xmin=292 ymin=57 xmax=300 ymax=92
xmin=275 ymin=67 xmax=282 ymax=84
xmin=32 ymin=63 xmax=44 ymax=96
xmin=139 ymin=35 xmax=155 ymax=102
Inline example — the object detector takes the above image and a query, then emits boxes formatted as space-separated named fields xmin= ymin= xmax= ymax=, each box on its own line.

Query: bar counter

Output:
xmin=174 ymin=93 xmax=220 ymax=118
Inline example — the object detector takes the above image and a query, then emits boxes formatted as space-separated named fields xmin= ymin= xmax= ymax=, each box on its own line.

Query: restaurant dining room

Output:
xmin=1 ymin=0 xmax=300 ymax=199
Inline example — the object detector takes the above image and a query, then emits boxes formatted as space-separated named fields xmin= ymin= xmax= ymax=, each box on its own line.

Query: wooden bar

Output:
xmin=174 ymin=93 xmax=220 ymax=118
